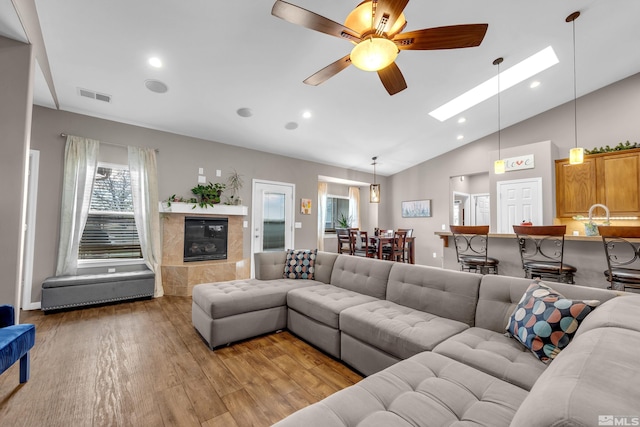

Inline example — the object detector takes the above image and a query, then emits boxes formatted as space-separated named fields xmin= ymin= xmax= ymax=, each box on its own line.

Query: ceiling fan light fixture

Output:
xmin=350 ymin=37 xmax=398 ymax=71
xmin=344 ymin=1 xmax=406 ymax=36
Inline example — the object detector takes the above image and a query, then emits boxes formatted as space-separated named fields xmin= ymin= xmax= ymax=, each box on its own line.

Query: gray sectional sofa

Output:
xmin=191 ymin=251 xmax=640 ymax=426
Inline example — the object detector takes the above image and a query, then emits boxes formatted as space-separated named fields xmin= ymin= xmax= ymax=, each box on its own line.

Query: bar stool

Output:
xmin=513 ymin=225 xmax=576 ymax=284
xmin=450 ymin=225 xmax=499 ymax=274
xmin=597 ymin=225 xmax=640 ymax=291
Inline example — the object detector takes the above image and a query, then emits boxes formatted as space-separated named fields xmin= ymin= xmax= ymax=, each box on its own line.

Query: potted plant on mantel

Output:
xmin=226 ymin=169 xmax=244 ymax=206
xmin=191 ymin=182 xmax=226 ymax=208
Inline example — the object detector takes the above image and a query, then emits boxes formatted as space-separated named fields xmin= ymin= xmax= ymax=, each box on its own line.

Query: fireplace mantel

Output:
xmin=159 ymin=202 xmax=248 ymax=216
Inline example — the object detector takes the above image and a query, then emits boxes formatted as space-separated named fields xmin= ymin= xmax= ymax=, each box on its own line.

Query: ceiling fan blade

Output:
xmin=373 ymin=0 xmax=410 ymax=34
xmin=303 ymin=55 xmax=352 ymax=86
xmin=394 ymin=24 xmax=488 ymax=50
xmin=271 ymin=0 xmax=361 ymax=43
xmin=377 ymin=62 xmax=407 ymax=95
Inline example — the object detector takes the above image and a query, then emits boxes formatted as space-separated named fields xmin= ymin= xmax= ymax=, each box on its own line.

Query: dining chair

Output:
xmin=597 ymin=225 xmax=640 ymax=291
xmin=398 ymin=228 xmax=414 ymax=263
xmin=336 ymin=228 xmax=353 ymax=254
xmin=513 ymin=225 xmax=576 ymax=284
xmin=349 ymin=230 xmax=375 ymax=257
xmin=450 ymin=225 xmax=498 ymax=274
xmin=382 ymin=230 xmax=408 ymax=262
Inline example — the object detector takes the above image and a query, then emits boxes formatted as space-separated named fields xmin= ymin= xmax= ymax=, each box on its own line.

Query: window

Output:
xmin=325 ymin=196 xmax=350 ymax=232
xmin=78 ymin=163 xmax=142 ymax=260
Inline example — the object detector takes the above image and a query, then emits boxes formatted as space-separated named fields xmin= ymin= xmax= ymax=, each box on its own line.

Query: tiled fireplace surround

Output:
xmin=160 ymin=205 xmax=250 ymax=296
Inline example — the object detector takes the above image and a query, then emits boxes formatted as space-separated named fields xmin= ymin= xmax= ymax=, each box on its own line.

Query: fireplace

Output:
xmin=183 ymin=217 xmax=228 ymax=262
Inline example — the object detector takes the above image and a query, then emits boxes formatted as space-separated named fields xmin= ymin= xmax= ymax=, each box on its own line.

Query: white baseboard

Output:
xmin=23 ymin=301 xmax=41 ymax=311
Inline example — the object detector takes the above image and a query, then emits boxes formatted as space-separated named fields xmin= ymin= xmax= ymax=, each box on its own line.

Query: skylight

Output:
xmin=429 ymin=46 xmax=559 ymax=122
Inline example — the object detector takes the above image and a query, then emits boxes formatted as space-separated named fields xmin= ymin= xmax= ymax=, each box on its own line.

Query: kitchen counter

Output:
xmin=435 ymin=231 xmax=616 ymax=289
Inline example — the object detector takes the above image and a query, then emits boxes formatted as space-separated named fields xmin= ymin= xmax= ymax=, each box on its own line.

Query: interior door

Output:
xmin=472 ymin=193 xmax=490 ymax=225
xmin=497 ymin=178 xmax=543 ymax=233
xmin=251 ymin=180 xmax=294 ymax=275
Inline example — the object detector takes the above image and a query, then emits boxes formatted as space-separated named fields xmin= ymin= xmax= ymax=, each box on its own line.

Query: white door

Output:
xmin=497 ymin=178 xmax=543 ymax=233
xmin=251 ymin=180 xmax=294 ymax=275
xmin=472 ymin=193 xmax=490 ymax=225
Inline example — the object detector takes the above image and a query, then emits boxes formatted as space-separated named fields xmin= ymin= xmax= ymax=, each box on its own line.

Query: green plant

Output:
xmin=585 ymin=141 xmax=639 ymax=155
xmin=337 ymin=213 xmax=352 ymax=228
xmin=191 ymin=182 xmax=226 ymax=208
xmin=226 ymin=170 xmax=244 ymax=205
xmin=164 ymin=194 xmax=188 ymax=207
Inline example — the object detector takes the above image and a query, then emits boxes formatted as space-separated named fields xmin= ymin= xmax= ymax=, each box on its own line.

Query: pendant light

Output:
xmin=493 ymin=57 xmax=505 ymax=174
xmin=370 ymin=156 xmax=381 ymax=203
xmin=567 ymin=11 xmax=584 ymax=165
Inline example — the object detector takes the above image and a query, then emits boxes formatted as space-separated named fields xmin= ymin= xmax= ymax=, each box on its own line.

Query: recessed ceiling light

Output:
xmin=237 ymin=108 xmax=253 ymax=118
xmin=302 ymin=111 xmax=312 ymax=119
xmin=530 ymin=81 xmax=541 ymax=88
xmin=458 ymin=117 xmax=466 ymax=124
xmin=457 ymin=135 xmax=464 ymax=140
xmin=148 ymin=57 xmax=162 ymax=68
xmin=429 ymin=46 xmax=559 ymax=122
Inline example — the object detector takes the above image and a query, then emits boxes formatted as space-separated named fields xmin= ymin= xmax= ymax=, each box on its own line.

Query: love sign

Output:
xmin=504 ymin=154 xmax=535 ymax=171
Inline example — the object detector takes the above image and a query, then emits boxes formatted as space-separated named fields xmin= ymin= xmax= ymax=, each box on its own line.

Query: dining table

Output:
xmin=370 ymin=235 xmax=416 ymax=264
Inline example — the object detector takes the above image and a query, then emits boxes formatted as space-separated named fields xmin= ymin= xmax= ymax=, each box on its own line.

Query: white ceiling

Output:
xmin=4 ymin=0 xmax=640 ymax=175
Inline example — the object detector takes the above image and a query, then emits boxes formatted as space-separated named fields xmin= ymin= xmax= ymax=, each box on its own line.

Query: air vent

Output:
xmin=77 ymin=88 xmax=112 ymax=103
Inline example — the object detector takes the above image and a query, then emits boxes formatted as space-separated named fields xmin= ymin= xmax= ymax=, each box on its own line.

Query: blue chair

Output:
xmin=0 ymin=305 xmax=35 ymax=383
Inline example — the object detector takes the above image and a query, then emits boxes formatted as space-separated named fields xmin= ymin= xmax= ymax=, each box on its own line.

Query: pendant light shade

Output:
xmin=567 ymin=11 xmax=584 ymax=165
xmin=370 ymin=156 xmax=380 ymax=203
xmin=493 ymin=57 xmax=505 ymax=174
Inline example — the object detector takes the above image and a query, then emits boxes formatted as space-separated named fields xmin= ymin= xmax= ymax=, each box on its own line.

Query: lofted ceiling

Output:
xmin=3 ymin=0 xmax=640 ymax=176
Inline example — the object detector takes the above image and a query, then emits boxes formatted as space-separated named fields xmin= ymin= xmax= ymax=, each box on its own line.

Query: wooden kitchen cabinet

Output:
xmin=555 ymin=148 xmax=640 ymax=217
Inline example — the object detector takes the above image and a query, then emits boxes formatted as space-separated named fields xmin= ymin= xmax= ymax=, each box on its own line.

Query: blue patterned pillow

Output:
xmin=506 ymin=281 xmax=600 ymax=362
xmin=283 ymin=249 xmax=317 ymax=280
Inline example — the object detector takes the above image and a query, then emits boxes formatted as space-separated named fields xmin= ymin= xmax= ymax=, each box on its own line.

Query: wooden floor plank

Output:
xmin=0 ymin=296 xmax=362 ymax=426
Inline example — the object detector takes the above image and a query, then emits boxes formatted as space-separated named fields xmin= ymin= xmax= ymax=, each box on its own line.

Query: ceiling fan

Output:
xmin=271 ymin=0 xmax=488 ymax=95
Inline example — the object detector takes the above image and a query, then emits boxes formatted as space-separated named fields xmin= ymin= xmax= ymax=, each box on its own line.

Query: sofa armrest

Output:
xmin=0 ymin=305 xmax=15 ymax=327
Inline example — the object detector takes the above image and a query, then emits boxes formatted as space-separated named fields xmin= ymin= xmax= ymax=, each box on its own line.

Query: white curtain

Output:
xmin=128 ymin=146 xmax=163 ymax=297
xmin=55 ymin=136 xmax=99 ymax=276
xmin=317 ymin=182 xmax=328 ymax=251
xmin=348 ymin=186 xmax=360 ymax=229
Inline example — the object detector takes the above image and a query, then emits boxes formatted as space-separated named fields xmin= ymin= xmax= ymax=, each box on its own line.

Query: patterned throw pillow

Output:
xmin=283 ymin=249 xmax=317 ymax=280
xmin=506 ymin=281 xmax=600 ymax=362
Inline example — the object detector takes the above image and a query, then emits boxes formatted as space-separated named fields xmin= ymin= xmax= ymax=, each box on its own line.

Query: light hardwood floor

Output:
xmin=0 ymin=296 xmax=362 ymax=426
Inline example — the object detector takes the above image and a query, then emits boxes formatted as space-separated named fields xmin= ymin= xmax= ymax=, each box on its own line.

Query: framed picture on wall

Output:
xmin=402 ymin=199 xmax=431 ymax=218
xmin=301 ymin=198 xmax=312 ymax=215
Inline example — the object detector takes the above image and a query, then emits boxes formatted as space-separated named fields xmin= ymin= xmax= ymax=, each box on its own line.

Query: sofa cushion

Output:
xmin=506 ymin=281 xmax=600 ymax=362
xmin=340 ymin=300 xmax=469 ymax=360
xmin=254 ymin=251 xmax=338 ymax=283
xmin=329 ymin=255 xmax=393 ymax=299
xmin=287 ymin=285 xmax=379 ymax=328
xmin=192 ymin=279 xmax=316 ymax=319
xmin=475 ymin=275 xmax=616 ymax=334
xmin=273 ymin=351 xmax=529 ymax=427
xmin=386 ymin=263 xmax=482 ymax=326
xmin=574 ymin=293 xmax=640 ymax=338
xmin=433 ymin=327 xmax=546 ymax=390
xmin=283 ymin=249 xmax=317 ymax=280
xmin=511 ymin=327 xmax=640 ymax=427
